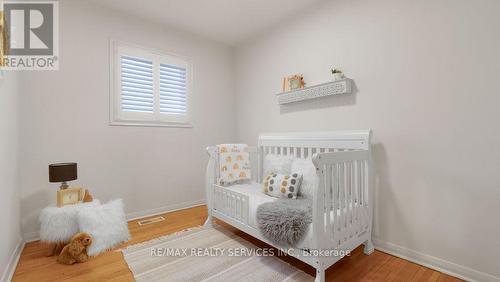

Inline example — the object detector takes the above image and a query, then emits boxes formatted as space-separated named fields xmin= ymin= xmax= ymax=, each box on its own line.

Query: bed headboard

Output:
xmin=256 ymin=130 xmax=372 ymax=181
xmin=259 ymin=130 xmax=371 ymax=150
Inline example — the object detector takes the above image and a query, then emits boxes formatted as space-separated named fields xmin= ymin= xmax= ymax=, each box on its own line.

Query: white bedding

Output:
xmin=224 ymin=182 xmax=365 ymax=250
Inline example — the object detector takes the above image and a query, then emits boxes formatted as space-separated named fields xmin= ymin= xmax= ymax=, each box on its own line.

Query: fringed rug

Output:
xmin=122 ymin=225 xmax=313 ymax=282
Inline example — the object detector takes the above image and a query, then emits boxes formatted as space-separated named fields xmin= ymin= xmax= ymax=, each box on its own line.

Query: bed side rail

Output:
xmin=311 ymin=150 xmax=372 ymax=250
xmin=205 ymin=146 xmax=259 ymax=212
xmin=205 ymin=146 xmax=218 ymax=222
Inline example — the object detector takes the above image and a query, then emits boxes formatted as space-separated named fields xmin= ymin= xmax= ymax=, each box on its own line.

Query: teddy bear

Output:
xmin=57 ymin=232 xmax=92 ymax=265
xmin=82 ymin=189 xmax=93 ymax=203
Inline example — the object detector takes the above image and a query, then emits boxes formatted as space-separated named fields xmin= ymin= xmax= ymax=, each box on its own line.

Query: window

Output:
xmin=110 ymin=40 xmax=191 ymax=127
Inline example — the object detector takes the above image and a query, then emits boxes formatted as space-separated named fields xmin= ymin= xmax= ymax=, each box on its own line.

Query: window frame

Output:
xmin=110 ymin=39 xmax=193 ymax=127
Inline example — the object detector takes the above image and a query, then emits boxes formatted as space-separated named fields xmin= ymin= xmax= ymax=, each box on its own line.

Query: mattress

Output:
xmin=225 ymin=182 xmax=320 ymax=249
xmin=223 ymin=182 xmax=352 ymax=250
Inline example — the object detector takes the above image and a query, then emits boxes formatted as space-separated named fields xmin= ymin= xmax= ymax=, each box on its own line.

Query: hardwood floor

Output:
xmin=13 ymin=205 xmax=461 ymax=282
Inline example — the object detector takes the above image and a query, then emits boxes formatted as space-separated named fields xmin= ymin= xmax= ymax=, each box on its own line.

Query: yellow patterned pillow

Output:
xmin=263 ymin=172 xmax=302 ymax=199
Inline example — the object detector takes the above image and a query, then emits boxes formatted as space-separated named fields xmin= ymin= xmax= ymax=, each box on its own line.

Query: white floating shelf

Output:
xmin=276 ymin=78 xmax=352 ymax=105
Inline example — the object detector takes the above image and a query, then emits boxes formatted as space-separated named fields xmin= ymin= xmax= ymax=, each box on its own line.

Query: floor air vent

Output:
xmin=138 ymin=216 xmax=165 ymax=226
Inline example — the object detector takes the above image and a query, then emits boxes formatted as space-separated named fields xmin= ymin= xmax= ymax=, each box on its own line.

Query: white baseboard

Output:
xmin=23 ymin=231 xmax=40 ymax=243
xmin=23 ymin=199 xmax=207 ymax=242
xmin=126 ymin=199 xmax=206 ymax=221
xmin=373 ymin=237 xmax=500 ymax=282
xmin=1 ymin=237 xmax=25 ymax=282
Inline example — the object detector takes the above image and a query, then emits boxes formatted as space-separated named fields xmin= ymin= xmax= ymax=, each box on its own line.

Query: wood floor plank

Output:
xmin=364 ymin=255 xmax=398 ymax=281
xmin=12 ymin=205 xmax=461 ymax=282
xmin=383 ymin=256 xmax=407 ymax=281
xmin=413 ymin=266 xmax=435 ymax=281
xmin=394 ymin=258 xmax=421 ymax=281
xmin=428 ymin=271 xmax=442 ymax=282
xmin=353 ymin=251 xmax=392 ymax=281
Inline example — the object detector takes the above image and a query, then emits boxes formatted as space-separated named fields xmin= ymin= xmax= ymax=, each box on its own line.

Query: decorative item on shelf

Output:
xmin=57 ymin=187 xmax=83 ymax=207
xmin=49 ymin=162 xmax=78 ymax=190
xmin=282 ymin=74 xmax=305 ymax=92
xmin=331 ymin=68 xmax=344 ymax=81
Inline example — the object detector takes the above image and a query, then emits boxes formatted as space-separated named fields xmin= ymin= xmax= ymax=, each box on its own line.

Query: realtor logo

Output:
xmin=1 ymin=1 xmax=59 ymax=70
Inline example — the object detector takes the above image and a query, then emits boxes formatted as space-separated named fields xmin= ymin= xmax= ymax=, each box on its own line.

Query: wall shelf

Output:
xmin=276 ymin=78 xmax=352 ymax=105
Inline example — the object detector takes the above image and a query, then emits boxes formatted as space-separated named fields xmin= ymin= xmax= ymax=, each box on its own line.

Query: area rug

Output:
xmin=122 ymin=225 xmax=313 ymax=282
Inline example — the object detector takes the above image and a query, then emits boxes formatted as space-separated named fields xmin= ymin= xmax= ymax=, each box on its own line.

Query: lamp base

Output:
xmin=59 ymin=182 xmax=69 ymax=190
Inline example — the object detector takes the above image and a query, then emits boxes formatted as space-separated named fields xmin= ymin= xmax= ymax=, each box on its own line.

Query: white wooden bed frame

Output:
xmin=205 ymin=131 xmax=374 ymax=282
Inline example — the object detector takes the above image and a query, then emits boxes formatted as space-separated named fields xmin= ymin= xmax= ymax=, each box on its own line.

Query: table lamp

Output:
xmin=49 ymin=163 xmax=77 ymax=190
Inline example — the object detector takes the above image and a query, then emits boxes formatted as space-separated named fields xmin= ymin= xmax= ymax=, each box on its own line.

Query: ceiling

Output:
xmin=92 ymin=0 xmax=325 ymax=46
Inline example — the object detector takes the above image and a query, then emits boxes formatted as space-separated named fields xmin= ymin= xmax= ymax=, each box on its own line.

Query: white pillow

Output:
xmin=39 ymin=200 xmax=100 ymax=243
xmin=291 ymin=158 xmax=317 ymax=198
xmin=77 ymin=199 xmax=130 ymax=256
xmin=263 ymin=154 xmax=293 ymax=177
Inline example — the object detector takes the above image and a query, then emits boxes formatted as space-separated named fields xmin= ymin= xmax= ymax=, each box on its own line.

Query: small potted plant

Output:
xmin=331 ymin=68 xmax=344 ymax=81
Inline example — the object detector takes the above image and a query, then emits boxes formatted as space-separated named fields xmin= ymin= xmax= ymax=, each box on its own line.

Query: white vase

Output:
xmin=332 ymin=73 xmax=344 ymax=81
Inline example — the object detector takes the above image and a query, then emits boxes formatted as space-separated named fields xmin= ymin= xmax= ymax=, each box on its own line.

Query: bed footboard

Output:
xmin=204 ymin=146 xmax=218 ymax=226
xmin=213 ymin=185 xmax=249 ymax=224
xmin=205 ymin=146 xmax=257 ymax=226
xmin=312 ymin=149 xmax=373 ymax=257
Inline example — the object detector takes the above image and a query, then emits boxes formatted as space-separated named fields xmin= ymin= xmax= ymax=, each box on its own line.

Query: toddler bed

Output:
xmin=205 ymin=131 xmax=373 ymax=282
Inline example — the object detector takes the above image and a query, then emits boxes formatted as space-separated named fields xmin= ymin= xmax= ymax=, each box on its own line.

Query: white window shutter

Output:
xmin=120 ymin=55 xmax=154 ymax=113
xmin=159 ymin=64 xmax=187 ymax=115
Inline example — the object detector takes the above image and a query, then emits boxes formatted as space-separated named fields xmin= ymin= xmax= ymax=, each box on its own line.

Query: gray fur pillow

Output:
xmin=256 ymin=198 xmax=312 ymax=246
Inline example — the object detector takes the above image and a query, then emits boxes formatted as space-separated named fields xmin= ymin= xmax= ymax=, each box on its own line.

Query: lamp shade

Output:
xmin=49 ymin=163 xmax=77 ymax=182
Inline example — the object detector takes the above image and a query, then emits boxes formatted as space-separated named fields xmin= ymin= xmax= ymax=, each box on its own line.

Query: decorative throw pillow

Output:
xmin=39 ymin=200 xmax=100 ymax=243
xmin=263 ymin=172 xmax=302 ymax=199
xmin=217 ymin=144 xmax=251 ymax=186
xmin=263 ymin=154 xmax=293 ymax=177
xmin=77 ymin=199 xmax=130 ymax=256
xmin=291 ymin=158 xmax=317 ymax=198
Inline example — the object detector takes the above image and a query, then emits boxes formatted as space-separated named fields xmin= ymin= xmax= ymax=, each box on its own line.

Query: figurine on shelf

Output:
xmin=282 ymin=74 xmax=305 ymax=92
xmin=331 ymin=68 xmax=344 ymax=81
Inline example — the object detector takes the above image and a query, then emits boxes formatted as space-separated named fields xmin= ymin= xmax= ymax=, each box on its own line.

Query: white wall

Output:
xmin=19 ymin=1 xmax=237 ymax=236
xmin=0 ymin=72 xmax=21 ymax=280
xmin=235 ymin=0 xmax=500 ymax=279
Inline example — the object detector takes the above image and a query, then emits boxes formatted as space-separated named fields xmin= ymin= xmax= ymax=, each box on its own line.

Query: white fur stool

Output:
xmin=39 ymin=199 xmax=130 ymax=257
xmin=39 ymin=200 xmax=100 ymax=255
